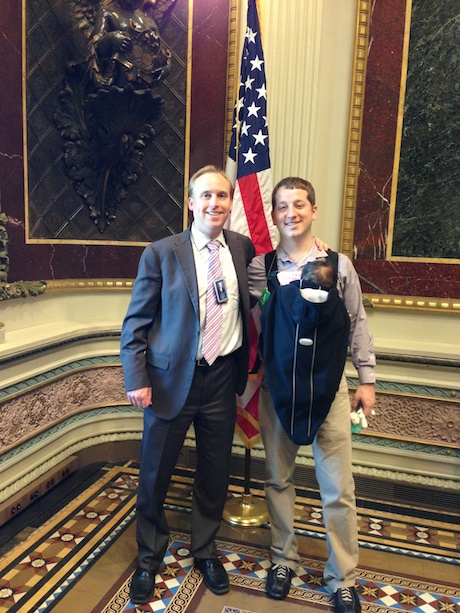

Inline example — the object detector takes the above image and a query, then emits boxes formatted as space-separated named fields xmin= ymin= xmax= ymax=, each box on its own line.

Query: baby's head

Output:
xmin=299 ymin=260 xmax=334 ymax=304
xmin=302 ymin=260 xmax=334 ymax=289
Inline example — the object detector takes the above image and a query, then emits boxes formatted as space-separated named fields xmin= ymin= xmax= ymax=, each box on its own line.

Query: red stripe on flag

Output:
xmin=236 ymin=384 xmax=261 ymax=448
xmin=238 ymin=174 xmax=273 ymax=255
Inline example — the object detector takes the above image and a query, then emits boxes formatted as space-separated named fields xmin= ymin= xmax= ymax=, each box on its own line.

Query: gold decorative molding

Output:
xmin=43 ymin=278 xmax=134 ymax=292
xmin=225 ymin=0 xmax=240 ymax=159
xmin=340 ymin=0 xmax=370 ymax=258
xmin=366 ymin=294 xmax=460 ymax=313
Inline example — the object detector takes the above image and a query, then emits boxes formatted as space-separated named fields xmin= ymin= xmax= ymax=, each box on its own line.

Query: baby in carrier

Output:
xmin=260 ymin=253 xmax=350 ymax=444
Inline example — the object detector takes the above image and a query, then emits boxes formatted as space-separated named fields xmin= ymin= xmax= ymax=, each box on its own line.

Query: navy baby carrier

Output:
xmin=260 ymin=251 xmax=350 ymax=445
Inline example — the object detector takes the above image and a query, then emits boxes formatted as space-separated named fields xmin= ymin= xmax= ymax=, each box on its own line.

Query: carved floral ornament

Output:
xmin=55 ymin=0 xmax=176 ymax=232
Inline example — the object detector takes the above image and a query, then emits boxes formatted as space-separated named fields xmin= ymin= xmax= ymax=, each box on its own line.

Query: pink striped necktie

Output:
xmin=202 ymin=240 xmax=223 ymax=366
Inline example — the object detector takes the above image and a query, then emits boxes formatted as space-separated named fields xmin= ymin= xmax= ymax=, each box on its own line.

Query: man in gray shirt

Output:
xmin=248 ymin=177 xmax=376 ymax=613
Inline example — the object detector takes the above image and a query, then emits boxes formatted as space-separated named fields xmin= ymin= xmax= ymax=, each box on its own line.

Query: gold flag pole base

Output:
xmin=223 ymin=492 xmax=268 ymax=527
xmin=223 ymin=447 xmax=268 ymax=527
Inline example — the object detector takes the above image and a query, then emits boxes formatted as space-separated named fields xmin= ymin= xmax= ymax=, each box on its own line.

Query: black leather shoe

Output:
xmin=130 ymin=567 xmax=157 ymax=605
xmin=194 ymin=557 xmax=229 ymax=594
xmin=333 ymin=587 xmax=362 ymax=613
xmin=266 ymin=564 xmax=292 ymax=600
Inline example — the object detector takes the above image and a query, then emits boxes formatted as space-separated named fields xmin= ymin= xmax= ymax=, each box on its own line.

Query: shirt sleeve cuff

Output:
xmin=358 ymin=366 xmax=376 ymax=385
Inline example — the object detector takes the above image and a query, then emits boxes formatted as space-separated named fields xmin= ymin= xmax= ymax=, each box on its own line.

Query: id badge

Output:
xmin=213 ymin=278 xmax=228 ymax=303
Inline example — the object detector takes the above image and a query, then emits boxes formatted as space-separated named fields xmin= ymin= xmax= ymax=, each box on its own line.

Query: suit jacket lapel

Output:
xmin=224 ymin=230 xmax=249 ymax=310
xmin=174 ymin=228 xmax=199 ymax=318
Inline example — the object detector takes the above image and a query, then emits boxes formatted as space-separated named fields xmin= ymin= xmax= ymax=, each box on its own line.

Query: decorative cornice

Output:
xmin=346 ymin=377 xmax=459 ymax=401
xmin=0 ymin=338 xmax=121 ymax=368
xmin=1 ymin=280 xmax=47 ymax=300
xmin=0 ymin=432 xmax=142 ymax=503
xmin=373 ymin=352 xmax=460 ymax=369
xmin=0 ymin=370 xmax=129 ymax=452
xmin=0 ymin=405 xmax=141 ymax=465
xmin=226 ymin=441 xmax=460 ymax=491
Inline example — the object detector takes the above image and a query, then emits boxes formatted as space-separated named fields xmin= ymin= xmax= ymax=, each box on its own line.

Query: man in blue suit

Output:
xmin=120 ymin=165 xmax=255 ymax=605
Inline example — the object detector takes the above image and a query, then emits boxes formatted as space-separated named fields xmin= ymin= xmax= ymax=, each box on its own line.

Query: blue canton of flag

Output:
xmin=226 ymin=0 xmax=276 ymax=256
xmin=229 ymin=0 xmax=270 ymax=176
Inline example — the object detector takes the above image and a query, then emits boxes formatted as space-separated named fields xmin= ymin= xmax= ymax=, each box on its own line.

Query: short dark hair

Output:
xmin=272 ymin=177 xmax=316 ymax=209
xmin=188 ymin=165 xmax=232 ymax=198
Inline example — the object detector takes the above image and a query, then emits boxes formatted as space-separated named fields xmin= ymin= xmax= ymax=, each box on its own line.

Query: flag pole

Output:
xmin=222 ymin=448 xmax=268 ymax=527
xmin=223 ymin=0 xmax=272 ymax=527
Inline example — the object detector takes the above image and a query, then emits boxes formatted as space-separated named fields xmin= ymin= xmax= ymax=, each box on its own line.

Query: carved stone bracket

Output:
xmin=0 ymin=213 xmax=46 ymax=301
xmin=1 ymin=281 xmax=47 ymax=301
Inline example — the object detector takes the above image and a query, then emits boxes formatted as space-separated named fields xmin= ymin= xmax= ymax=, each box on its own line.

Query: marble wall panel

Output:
xmin=350 ymin=0 xmax=460 ymax=299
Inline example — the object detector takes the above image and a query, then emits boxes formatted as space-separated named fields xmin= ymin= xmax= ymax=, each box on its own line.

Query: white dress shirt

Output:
xmin=190 ymin=224 xmax=243 ymax=360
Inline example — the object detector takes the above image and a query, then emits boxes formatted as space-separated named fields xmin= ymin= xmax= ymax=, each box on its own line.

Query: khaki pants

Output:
xmin=259 ymin=374 xmax=359 ymax=592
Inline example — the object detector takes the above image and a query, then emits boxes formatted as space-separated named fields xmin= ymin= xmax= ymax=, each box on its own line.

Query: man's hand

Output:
xmin=127 ymin=387 xmax=152 ymax=409
xmin=351 ymin=383 xmax=376 ymax=417
xmin=314 ymin=237 xmax=331 ymax=251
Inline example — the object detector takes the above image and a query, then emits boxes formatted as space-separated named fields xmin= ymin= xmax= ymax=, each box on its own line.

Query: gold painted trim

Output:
xmin=339 ymin=0 xmax=370 ymax=259
xmin=224 ymin=0 xmax=240 ymax=160
xmin=183 ymin=0 xmax=194 ymax=229
xmin=365 ymin=293 xmax=460 ymax=313
xmin=44 ymin=278 xmax=134 ymax=292
xmin=22 ymin=0 xmax=30 ymax=242
xmin=386 ymin=0 xmax=412 ymax=260
xmin=26 ymin=238 xmax=152 ymax=247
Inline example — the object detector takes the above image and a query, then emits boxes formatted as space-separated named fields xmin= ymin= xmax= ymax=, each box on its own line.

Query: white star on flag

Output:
xmin=225 ymin=0 xmax=276 ymax=255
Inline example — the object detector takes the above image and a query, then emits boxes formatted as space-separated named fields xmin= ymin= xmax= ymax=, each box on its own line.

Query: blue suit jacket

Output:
xmin=120 ymin=227 xmax=255 ymax=419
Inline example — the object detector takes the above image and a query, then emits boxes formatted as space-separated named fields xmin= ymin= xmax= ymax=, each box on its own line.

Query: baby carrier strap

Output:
xmin=264 ymin=249 xmax=339 ymax=283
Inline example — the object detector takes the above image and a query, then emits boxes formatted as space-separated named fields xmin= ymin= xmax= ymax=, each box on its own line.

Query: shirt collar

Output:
xmin=191 ymin=223 xmax=226 ymax=251
xmin=277 ymin=241 xmax=328 ymax=266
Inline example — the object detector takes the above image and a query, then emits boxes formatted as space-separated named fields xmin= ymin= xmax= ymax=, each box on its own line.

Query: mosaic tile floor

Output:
xmin=0 ymin=464 xmax=458 ymax=613
xmin=97 ymin=533 xmax=460 ymax=613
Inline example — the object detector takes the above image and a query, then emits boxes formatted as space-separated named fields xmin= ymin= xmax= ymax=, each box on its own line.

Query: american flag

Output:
xmin=226 ymin=0 xmax=276 ymax=255
xmin=226 ymin=0 xmax=276 ymax=448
